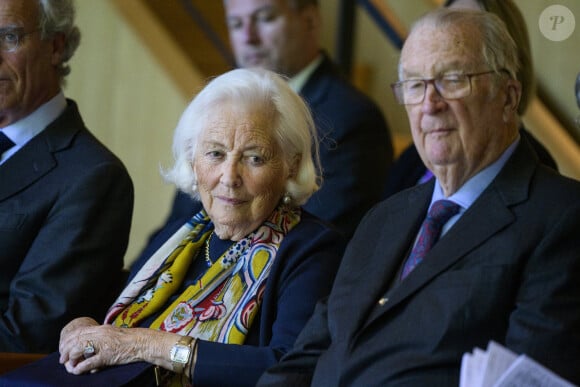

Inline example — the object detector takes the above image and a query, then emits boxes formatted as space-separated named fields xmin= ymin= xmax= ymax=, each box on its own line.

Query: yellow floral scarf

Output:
xmin=105 ymin=205 xmax=300 ymax=344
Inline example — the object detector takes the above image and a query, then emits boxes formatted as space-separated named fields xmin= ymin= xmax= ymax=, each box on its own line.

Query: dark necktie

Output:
xmin=401 ymin=199 xmax=461 ymax=280
xmin=0 ymin=131 xmax=15 ymax=155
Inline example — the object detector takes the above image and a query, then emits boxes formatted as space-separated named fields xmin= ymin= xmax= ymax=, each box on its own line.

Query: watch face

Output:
xmin=171 ymin=345 xmax=190 ymax=364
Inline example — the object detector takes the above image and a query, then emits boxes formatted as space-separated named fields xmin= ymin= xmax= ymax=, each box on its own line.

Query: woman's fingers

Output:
xmin=59 ymin=320 xmax=103 ymax=367
xmin=59 ymin=324 xmax=143 ymax=374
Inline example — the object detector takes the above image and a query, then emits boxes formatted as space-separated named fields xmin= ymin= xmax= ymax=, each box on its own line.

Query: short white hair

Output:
xmin=401 ymin=8 xmax=520 ymax=82
xmin=37 ymin=0 xmax=81 ymax=79
xmin=163 ymin=68 xmax=321 ymax=206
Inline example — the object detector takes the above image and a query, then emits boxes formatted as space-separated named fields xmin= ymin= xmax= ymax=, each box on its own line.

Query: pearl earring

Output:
xmin=282 ymin=193 xmax=292 ymax=205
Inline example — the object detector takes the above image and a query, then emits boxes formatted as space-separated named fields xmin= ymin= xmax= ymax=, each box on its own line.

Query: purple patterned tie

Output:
xmin=401 ymin=200 xmax=460 ymax=279
xmin=0 ymin=131 xmax=15 ymax=155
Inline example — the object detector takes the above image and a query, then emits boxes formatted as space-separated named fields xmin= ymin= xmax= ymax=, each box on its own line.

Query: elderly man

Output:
xmin=383 ymin=0 xmax=557 ymax=199
xmin=144 ymin=0 xmax=392 ymax=242
xmin=258 ymin=8 xmax=580 ymax=386
xmin=0 ymin=0 xmax=133 ymax=352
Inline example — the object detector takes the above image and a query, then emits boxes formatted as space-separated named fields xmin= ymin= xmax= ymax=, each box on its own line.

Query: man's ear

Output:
xmin=503 ymin=78 xmax=522 ymax=122
xmin=50 ymin=32 xmax=66 ymax=66
xmin=301 ymin=4 xmax=321 ymax=33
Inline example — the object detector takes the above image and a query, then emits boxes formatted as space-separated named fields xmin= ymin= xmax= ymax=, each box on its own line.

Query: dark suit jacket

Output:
xmin=300 ymin=53 xmax=393 ymax=235
xmin=0 ymin=100 xmax=134 ymax=353
xmin=129 ymin=205 xmax=346 ymax=387
xmin=259 ymin=139 xmax=580 ymax=386
xmin=146 ymin=54 xmax=393 ymax=241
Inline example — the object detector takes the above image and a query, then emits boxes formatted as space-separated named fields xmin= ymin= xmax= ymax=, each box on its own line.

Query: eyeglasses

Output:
xmin=391 ymin=70 xmax=500 ymax=105
xmin=0 ymin=28 xmax=39 ymax=53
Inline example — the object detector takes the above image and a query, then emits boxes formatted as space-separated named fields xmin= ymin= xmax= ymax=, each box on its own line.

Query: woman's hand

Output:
xmin=58 ymin=317 xmax=148 ymax=374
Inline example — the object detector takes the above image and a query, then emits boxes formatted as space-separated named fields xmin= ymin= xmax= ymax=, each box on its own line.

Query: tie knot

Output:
xmin=427 ymin=200 xmax=461 ymax=226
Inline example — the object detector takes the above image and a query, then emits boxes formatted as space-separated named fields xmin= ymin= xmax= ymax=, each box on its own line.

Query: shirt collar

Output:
xmin=431 ymin=136 xmax=521 ymax=210
xmin=1 ymin=91 xmax=67 ymax=147
xmin=288 ymin=54 xmax=323 ymax=93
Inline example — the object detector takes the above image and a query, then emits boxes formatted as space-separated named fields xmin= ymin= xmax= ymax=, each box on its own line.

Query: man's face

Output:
xmin=224 ymin=0 xmax=317 ymax=77
xmin=400 ymin=22 xmax=517 ymax=181
xmin=0 ymin=0 xmax=62 ymax=127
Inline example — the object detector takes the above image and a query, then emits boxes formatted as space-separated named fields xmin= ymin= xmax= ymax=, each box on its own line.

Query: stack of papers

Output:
xmin=460 ymin=341 xmax=576 ymax=387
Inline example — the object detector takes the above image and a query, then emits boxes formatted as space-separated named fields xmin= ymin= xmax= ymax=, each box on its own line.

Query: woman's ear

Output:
xmin=288 ymin=154 xmax=301 ymax=179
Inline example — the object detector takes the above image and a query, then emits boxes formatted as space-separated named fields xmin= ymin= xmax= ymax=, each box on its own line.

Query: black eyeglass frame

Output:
xmin=391 ymin=70 xmax=508 ymax=105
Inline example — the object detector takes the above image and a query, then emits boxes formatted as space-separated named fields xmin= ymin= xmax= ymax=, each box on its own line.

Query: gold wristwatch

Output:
xmin=169 ymin=335 xmax=194 ymax=373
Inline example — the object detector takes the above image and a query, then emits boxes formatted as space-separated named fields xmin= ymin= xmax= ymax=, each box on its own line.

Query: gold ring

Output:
xmin=83 ymin=340 xmax=96 ymax=359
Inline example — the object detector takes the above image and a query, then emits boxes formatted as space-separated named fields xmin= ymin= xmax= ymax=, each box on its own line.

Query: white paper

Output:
xmin=494 ymin=355 xmax=575 ymax=387
xmin=459 ymin=341 xmax=576 ymax=387
xmin=480 ymin=341 xmax=518 ymax=387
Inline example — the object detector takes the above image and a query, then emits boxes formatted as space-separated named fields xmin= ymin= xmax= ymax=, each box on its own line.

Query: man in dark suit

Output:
xmin=258 ymin=8 xmax=580 ymax=386
xmin=149 ymin=0 xmax=393 ymax=241
xmin=0 ymin=0 xmax=133 ymax=353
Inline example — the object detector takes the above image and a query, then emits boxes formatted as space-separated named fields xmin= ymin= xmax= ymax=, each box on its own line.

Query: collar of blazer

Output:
xmin=0 ymin=100 xmax=82 ymax=201
xmin=299 ymin=52 xmax=341 ymax=105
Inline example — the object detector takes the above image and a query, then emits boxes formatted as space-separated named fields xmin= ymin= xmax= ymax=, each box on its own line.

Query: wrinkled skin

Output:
xmin=59 ymin=317 xmax=177 ymax=375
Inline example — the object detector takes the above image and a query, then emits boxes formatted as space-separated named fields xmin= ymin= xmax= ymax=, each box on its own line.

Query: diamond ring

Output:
xmin=83 ymin=340 xmax=96 ymax=359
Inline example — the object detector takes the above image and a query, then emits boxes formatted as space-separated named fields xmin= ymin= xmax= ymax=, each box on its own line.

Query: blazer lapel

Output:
xmin=0 ymin=101 xmax=81 ymax=201
xmin=0 ymin=135 xmax=56 ymax=201
xmin=338 ymin=184 xmax=432 ymax=335
xmin=385 ymin=191 xmax=515 ymax=308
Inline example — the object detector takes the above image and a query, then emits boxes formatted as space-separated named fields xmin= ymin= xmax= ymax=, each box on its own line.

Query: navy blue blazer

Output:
xmin=147 ymin=53 xmax=393 ymax=240
xmin=0 ymin=100 xmax=134 ymax=353
xmin=259 ymin=138 xmax=580 ymax=386
xmin=129 ymin=204 xmax=346 ymax=387
xmin=300 ymin=53 xmax=393 ymax=235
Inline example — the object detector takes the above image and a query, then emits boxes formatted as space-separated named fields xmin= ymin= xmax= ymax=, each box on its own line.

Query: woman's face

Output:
xmin=193 ymin=102 xmax=292 ymax=240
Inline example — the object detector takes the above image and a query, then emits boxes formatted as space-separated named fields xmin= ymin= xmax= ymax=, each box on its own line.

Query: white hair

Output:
xmin=163 ymin=68 xmax=321 ymax=206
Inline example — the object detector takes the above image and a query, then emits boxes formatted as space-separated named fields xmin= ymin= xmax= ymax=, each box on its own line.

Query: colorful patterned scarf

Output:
xmin=105 ymin=205 xmax=300 ymax=344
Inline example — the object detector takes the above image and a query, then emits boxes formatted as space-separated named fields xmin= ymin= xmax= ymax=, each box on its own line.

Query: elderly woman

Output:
xmin=58 ymin=69 xmax=346 ymax=386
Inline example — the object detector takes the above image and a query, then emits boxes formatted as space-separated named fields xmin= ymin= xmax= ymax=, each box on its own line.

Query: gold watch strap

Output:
xmin=170 ymin=335 xmax=194 ymax=374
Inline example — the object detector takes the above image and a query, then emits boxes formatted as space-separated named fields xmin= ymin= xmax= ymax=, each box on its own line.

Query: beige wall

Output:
xmin=515 ymin=0 xmax=580 ymax=140
xmin=65 ymin=1 xmax=197 ymax=267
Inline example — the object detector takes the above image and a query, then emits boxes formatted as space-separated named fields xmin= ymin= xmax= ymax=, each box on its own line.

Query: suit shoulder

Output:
xmin=532 ymin=167 xmax=580 ymax=204
xmin=321 ymin=72 xmax=382 ymax=112
xmin=277 ymin=210 xmax=347 ymax=262
xmin=292 ymin=210 xmax=347 ymax=241
xmin=49 ymin=100 xmax=129 ymax=169
xmin=61 ymin=127 xmax=129 ymax=171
